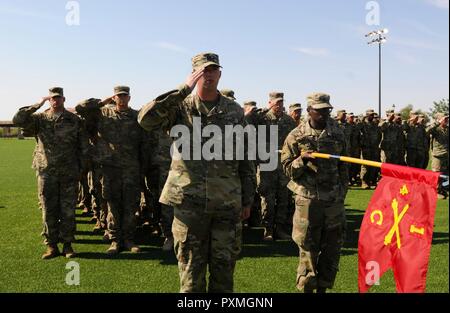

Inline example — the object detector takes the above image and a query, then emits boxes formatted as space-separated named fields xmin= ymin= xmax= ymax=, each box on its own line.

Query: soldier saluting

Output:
xmin=13 ymin=87 xmax=89 ymax=259
xmin=138 ymin=52 xmax=255 ymax=293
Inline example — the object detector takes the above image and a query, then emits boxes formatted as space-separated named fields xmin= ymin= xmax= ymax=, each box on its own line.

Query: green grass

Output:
xmin=0 ymin=139 xmax=448 ymax=293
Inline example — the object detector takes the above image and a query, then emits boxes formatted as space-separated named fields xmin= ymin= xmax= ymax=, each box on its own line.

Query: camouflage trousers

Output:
xmin=78 ymin=170 xmax=92 ymax=210
xmin=90 ymin=164 xmax=107 ymax=226
xmin=406 ymin=149 xmax=426 ymax=169
xmin=380 ymin=149 xmax=404 ymax=165
xmin=292 ymin=197 xmax=346 ymax=291
xmin=172 ymin=198 xmax=241 ymax=293
xmin=257 ymin=166 xmax=291 ymax=229
xmin=432 ymin=155 xmax=449 ymax=196
xmin=361 ymin=149 xmax=380 ymax=186
xmin=102 ymin=166 xmax=140 ymax=242
xmin=37 ymin=174 xmax=77 ymax=245
xmin=349 ymin=149 xmax=361 ymax=183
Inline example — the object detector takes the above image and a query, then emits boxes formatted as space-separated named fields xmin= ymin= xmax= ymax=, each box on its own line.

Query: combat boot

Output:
xmin=107 ymin=241 xmax=119 ymax=255
xmin=93 ymin=220 xmax=102 ymax=233
xmin=361 ymin=182 xmax=371 ymax=190
xmin=275 ymin=225 xmax=292 ymax=241
xmin=42 ymin=244 xmax=60 ymax=260
xmin=162 ymin=236 xmax=174 ymax=252
xmin=123 ymin=240 xmax=141 ymax=253
xmin=263 ymin=228 xmax=273 ymax=241
xmin=62 ymin=243 xmax=76 ymax=258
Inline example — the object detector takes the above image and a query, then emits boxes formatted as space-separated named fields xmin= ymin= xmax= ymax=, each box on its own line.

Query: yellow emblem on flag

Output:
xmin=400 ymin=184 xmax=409 ymax=196
xmin=370 ymin=210 xmax=383 ymax=225
xmin=410 ymin=225 xmax=425 ymax=235
xmin=384 ymin=198 xmax=409 ymax=249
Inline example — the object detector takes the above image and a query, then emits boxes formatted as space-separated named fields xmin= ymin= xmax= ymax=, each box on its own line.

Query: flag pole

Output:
xmin=310 ymin=152 xmax=449 ymax=186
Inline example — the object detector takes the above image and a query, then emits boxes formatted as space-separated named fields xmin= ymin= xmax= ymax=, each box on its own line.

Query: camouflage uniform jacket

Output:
xmin=75 ymin=103 xmax=146 ymax=171
xmin=403 ymin=122 xmax=427 ymax=152
xmin=348 ymin=122 xmax=361 ymax=155
xmin=13 ymin=104 xmax=89 ymax=179
xmin=379 ymin=120 xmax=403 ymax=151
xmin=337 ymin=120 xmax=352 ymax=153
xmin=426 ymin=123 xmax=448 ymax=157
xmin=281 ymin=118 xmax=348 ymax=202
xmin=360 ymin=120 xmax=381 ymax=150
xmin=137 ymin=84 xmax=256 ymax=210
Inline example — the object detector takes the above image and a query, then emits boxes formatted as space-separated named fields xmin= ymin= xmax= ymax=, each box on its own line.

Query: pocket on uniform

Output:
xmin=172 ymin=218 xmax=188 ymax=243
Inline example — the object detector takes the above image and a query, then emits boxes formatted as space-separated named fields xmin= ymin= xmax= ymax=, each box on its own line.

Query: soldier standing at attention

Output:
xmin=137 ymin=52 xmax=255 ymax=293
xmin=427 ymin=113 xmax=449 ymax=199
xmin=281 ymin=93 xmax=348 ymax=293
xmin=13 ymin=87 xmax=89 ymax=259
xmin=404 ymin=111 xmax=427 ymax=168
xmin=379 ymin=109 xmax=403 ymax=164
xmin=346 ymin=112 xmax=361 ymax=185
xmin=76 ymin=86 xmax=147 ymax=255
xmin=256 ymin=92 xmax=297 ymax=241
xmin=289 ymin=103 xmax=303 ymax=126
xmin=360 ymin=109 xmax=381 ymax=189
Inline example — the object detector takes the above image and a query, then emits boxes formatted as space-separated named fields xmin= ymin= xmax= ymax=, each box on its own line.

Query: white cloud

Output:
xmin=389 ymin=37 xmax=445 ymax=51
xmin=293 ymin=47 xmax=330 ymax=57
xmin=426 ymin=0 xmax=449 ymax=9
xmin=153 ymin=42 xmax=190 ymax=54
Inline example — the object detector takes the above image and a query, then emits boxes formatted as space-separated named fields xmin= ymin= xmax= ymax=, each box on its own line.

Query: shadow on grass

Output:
xmin=75 ymin=248 xmax=177 ymax=264
xmin=240 ymin=227 xmax=298 ymax=258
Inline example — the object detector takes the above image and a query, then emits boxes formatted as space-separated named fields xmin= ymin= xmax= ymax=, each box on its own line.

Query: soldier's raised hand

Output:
xmin=38 ymin=96 xmax=51 ymax=106
xmin=185 ymin=69 xmax=204 ymax=90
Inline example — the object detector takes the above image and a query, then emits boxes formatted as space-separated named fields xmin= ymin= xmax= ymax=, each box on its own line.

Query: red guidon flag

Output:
xmin=358 ymin=163 xmax=440 ymax=293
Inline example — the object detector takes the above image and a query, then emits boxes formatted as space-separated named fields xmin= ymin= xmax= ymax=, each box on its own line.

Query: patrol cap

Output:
xmin=336 ymin=109 xmax=347 ymax=117
xmin=192 ymin=52 xmax=221 ymax=71
xmin=306 ymin=92 xmax=333 ymax=109
xmin=114 ymin=86 xmax=130 ymax=96
xmin=410 ymin=110 xmax=420 ymax=115
xmin=77 ymin=98 xmax=101 ymax=106
xmin=49 ymin=87 xmax=64 ymax=98
xmin=386 ymin=109 xmax=394 ymax=114
xmin=373 ymin=113 xmax=379 ymax=118
xmin=243 ymin=101 xmax=257 ymax=107
xmin=366 ymin=109 xmax=375 ymax=116
xmin=289 ymin=103 xmax=302 ymax=113
xmin=435 ymin=112 xmax=449 ymax=120
xmin=348 ymin=112 xmax=355 ymax=117
xmin=269 ymin=92 xmax=284 ymax=103
xmin=220 ymin=89 xmax=235 ymax=100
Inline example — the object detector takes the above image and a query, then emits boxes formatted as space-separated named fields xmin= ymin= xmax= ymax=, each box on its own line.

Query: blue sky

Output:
xmin=0 ymin=0 xmax=448 ymax=120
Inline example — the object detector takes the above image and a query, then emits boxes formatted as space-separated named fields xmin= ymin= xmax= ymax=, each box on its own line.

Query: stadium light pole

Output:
xmin=366 ymin=28 xmax=388 ymax=117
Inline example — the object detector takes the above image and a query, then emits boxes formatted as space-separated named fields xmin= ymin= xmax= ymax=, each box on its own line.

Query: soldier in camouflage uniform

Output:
xmin=137 ymin=52 xmax=255 ymax=293
xmin=220 ymin=89 xmax=236 ymax=100
xmin=289 ymin=103 xmax=303 ymax=126
xmin=427 ymin=113 xmax=448 ymax=199
xmin=346 ymin=113 xmax=361 ymax=185
xmin=13 ymin=87 xmax=89 ymax=259
xmin=281 ymin=92 xmax=348 ymax=293
xmin=360 ymin=109 xmax=381 ymax=189
xmin=76 ymin=86 xmax=148 ymax=255
xmin=404 ymin=111 xmax=427 ymax=168
xmin=379 ymin=109 xmax=404 ymax=165
xmin=418 ymin=114 xmax=430 ymax=169
xmin=255 ymin=92 xmax=297 ymax=241
xmin=394 ymin=113 xmax=406 ymax=165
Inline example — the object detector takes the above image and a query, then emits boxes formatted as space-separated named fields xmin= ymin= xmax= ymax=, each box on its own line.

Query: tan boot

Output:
xmin=162 ymin=236 xmax=174 ymax=252
xmin=93 ymin=220 xmax=102 ymax=233
xmin=123 ymin=240 xmax=141 ymax=253
xmin=107 ymin=241 xmax=119 ymax=255
xmin=62 ymin=243 xmax=76 ymax=258
xmin=263 ymin=228 xmax=273 ymax=241
xmin=42 ymin=244 xmax=60 ymax=260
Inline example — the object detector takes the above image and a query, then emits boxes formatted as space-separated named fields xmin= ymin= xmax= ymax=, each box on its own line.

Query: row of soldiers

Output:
xmin=12 ymin=52 xmax=448 ymax=293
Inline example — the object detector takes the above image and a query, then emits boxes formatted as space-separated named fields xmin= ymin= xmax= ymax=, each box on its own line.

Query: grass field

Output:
xmin=0 ymin=139 xmax=448 ymax=293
